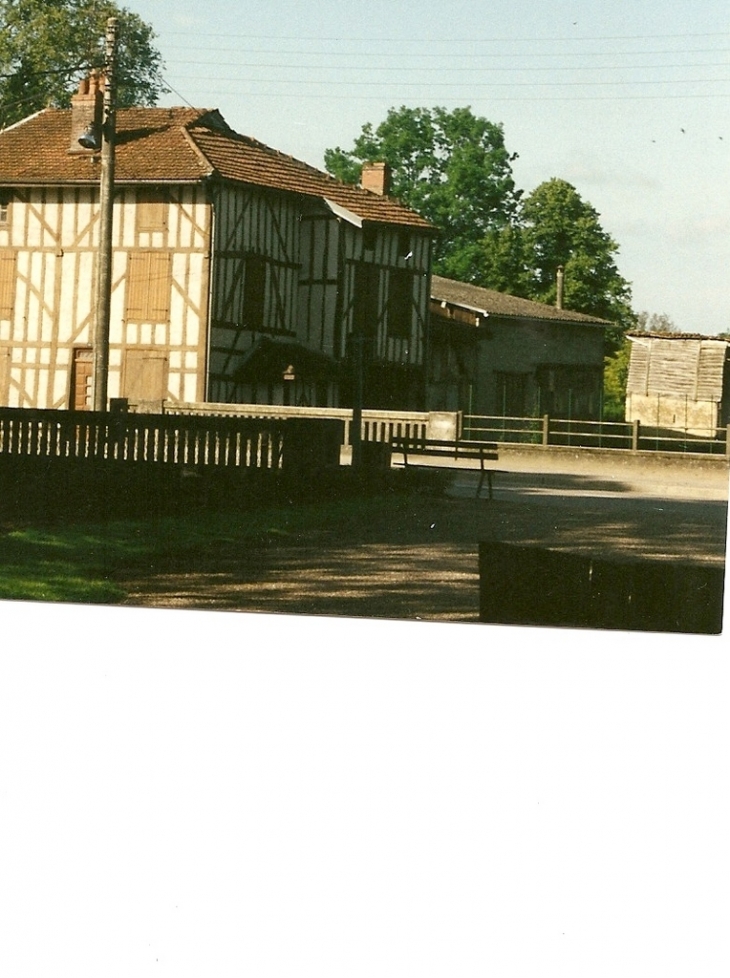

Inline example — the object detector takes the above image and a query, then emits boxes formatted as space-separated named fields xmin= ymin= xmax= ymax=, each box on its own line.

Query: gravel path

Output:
xmin=121 ymin=452 xmax=729 ymax=624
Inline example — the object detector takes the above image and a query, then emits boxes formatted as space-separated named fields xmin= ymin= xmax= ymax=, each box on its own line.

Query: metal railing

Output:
xmin=463 ymin=414 xmax=730 ymax=456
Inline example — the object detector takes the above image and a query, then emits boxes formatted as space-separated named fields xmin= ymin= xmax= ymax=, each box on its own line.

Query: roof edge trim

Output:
xmin=324 ymin=197 xmax=363 ymax=228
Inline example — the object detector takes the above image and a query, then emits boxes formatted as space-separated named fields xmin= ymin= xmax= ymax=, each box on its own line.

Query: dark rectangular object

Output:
xmin=478 ymin=541 xmax=725 ymax=634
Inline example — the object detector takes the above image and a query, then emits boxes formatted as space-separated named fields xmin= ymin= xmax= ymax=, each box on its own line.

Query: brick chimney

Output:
xmin=361 ymin=161 xmax=391 ymax=196
xmin=68 ymin=72 xmax=104 ymax=154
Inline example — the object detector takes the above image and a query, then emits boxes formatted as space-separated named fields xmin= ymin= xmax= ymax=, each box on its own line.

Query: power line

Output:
xmin=164 ymin=75 xmax=730 ymax=91
xmin=163 ymin=30 xmax=730 ymax=43
xmin=163 ymin=43 xmax=730 ymax=58
xmin=0 ymin=64 xmax=88 ymax=81
xmin=169 ymin=90 xmax=730 ymax=103
xmin=163 ymin=59 xmax=730 ymax=73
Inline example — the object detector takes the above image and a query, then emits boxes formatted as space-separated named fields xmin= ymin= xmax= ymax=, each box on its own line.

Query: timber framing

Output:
xmin=0 ymin=104 xmax=434 ymax=412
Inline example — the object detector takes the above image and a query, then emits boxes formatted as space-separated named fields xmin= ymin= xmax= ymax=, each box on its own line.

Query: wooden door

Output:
xmin=71 ymin=348 xmax=93 ymax=411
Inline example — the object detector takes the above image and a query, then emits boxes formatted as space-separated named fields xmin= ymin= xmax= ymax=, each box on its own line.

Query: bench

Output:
xmin=391 ymin=437 xmax=504 ymax=498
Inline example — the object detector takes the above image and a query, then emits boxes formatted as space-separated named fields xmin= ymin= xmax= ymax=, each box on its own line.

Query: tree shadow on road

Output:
xmin=121 ymin=469 xmax=728 ymax=625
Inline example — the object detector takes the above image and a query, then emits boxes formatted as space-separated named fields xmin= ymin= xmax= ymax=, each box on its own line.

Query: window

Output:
xmin=362 ymin=226 xmax=377 ymax=252
xmin=135 ymin=188 xmax=168 ymax=233
xmin=0 ymin=191 xmax=11 ymax=227
xmin=126 ymin=252 xmax=172 ymax=322
xmin=0 ymin=252 xmax=16 ymax=319
xmin=388 ymin=269 xmax=413 ymax=339
xmin=242 ymin=255 xmax=266 ymax=330
xmin=397 ymin=227 xmax=411 ymax=258
xmin=353 ymin=263 xmax=380 ymax=338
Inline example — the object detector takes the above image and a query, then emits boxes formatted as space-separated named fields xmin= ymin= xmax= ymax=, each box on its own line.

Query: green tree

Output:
xmin=324 ymin=105 xmax=521 ymax=277
xmin=516 ymin=178 xmax=635 ymax=353
xmin=635 ymin=311 xmax=679 ymax=333
xmin=0 ymin=0 xmax=165 ymax=128
xmin=602 ymin=338 xmax=632 ymax=421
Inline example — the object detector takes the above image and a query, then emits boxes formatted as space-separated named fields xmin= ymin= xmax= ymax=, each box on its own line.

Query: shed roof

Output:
xmin=0 ymin=106 xmax=432 ymax=229
xmin=431 ymin=275 xmax=611 ymax=327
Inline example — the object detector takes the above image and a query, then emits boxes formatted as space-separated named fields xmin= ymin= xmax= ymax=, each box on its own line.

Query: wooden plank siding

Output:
xmin=626 ymin=335 xmax=730 ymax=435
xmin=0 ymin=185 xmax=211 ymax=409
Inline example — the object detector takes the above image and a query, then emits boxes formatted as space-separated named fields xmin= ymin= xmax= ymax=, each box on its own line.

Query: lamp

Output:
xmin=78 ymin=125 xmax=100 ymax=151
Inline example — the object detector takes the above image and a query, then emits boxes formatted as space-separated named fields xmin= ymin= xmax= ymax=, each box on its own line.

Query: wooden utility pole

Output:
xmin=92 ymin=16 xmax=118 ymax=412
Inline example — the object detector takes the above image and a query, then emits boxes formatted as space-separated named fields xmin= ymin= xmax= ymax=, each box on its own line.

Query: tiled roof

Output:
xmin=431 ymin=275 xmax=611 ymax=326
xmin=0 ymin=106 xmax=432 ymax=229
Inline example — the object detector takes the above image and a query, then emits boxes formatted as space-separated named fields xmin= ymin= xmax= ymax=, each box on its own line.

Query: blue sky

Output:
xmin=120 ymin=0 xmax=730 ymax=334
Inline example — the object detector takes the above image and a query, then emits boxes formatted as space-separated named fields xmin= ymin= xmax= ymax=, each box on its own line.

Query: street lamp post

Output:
xmin=92 ymin=16 xmax=118 ymax=412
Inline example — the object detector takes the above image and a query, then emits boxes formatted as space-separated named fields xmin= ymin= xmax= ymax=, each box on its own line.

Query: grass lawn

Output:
xmin=0 ymin=485 xmax=428 ymax=606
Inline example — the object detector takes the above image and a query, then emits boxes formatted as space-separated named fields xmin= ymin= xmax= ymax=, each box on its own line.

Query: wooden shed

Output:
xmin=0 ymin=91 xmax=433 ymax=412
xmin=428 ymin=275 xmax=609 ymax=419
xmin=626 ymin=333 xmax=730 ymax=436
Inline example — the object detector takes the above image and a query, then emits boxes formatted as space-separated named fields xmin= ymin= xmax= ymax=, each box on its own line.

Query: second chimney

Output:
xmin=68 ymin=72 xmax=104 ymax=154
xmin=361 ymin=161 xmax=391 ymax=196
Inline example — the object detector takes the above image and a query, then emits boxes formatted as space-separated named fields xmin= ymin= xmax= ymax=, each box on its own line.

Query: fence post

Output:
xmin=542 ymin=414 xmax=550 ymax=446
xmin=726 ymin=424 xmax=730 ymax=460
xmin=632 ymin=419 xmax=640 ymax=452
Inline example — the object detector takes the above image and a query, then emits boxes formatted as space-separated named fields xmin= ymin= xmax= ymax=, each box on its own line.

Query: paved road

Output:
xmin=122 ymin=452 xmax=728 ymax=624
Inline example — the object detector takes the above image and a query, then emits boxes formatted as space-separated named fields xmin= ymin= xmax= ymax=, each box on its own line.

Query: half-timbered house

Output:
xmin=428 ymin=275 xmax=609 ymax=419
xmin=625 ymin=332 xmax=730 ymax=436
xmin=0 ymin=86 xmax=434 ymax=412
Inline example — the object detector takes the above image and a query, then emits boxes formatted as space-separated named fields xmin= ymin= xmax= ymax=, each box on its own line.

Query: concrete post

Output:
xmin=632 ymin=419 xmax=641 ymax=452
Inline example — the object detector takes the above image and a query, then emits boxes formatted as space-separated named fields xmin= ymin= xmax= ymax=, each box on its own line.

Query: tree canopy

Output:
xmin=513 ymin=178 xmax=634 ymax=351
xmin=324 ymin=105 xmax=522 ymax=279
xmin=325 ymin=108 xmax=635 ymax=354
xmin=0 ymin=0 xmax=166 ymax=128
xmin=634 ymin=311 xmax=680 ymax=333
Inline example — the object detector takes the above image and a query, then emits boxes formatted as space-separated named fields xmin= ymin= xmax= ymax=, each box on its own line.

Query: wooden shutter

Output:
xmin=0 ymin=252 xmax=16 ymax=319
xmin=136 ymin=189 xmax=168 ymax=232
xmin=122 ymin=349 xmax=169 ymax=403
xmin=126 ymin=252 xmax=172 ymax=321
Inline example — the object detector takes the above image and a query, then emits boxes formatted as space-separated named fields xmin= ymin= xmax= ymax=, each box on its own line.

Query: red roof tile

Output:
xmin=0 ymin=106 xmax=432 ymax=229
